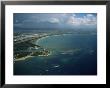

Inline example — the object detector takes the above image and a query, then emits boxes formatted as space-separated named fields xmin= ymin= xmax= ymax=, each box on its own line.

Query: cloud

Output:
xmin=87 ymin=14 xmax=94 ymax=17
xmin=67 ymin=17 xmax=82 ymax=25
xmin=48 ymin=18 xmax=60 ymax=23
xmin=15 ymin=20 xmax=19 ymax=23
xmin=72 ymin=14 xmax=76 ymax=17
xmin=67 ymin=14 xmax=97 ymax=26
xmin=14 ymin=13 xmax=97 ymax=29
xmin=14 ymin=23 xmax=23 ymax=27
xmin=22 ymin=17 xmax=60 ymax=24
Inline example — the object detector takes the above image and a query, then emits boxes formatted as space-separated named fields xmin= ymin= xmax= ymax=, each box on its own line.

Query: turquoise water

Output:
xmin=14 ymin=34 xmax=97 ymax=75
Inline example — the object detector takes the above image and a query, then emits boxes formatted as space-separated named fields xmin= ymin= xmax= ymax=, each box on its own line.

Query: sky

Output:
xmin=14 ymin=13 xmax=97 ymax=29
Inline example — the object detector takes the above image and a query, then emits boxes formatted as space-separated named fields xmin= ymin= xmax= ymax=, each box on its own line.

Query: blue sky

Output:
xmin=14 ymin=13 xmax=97 ymax=29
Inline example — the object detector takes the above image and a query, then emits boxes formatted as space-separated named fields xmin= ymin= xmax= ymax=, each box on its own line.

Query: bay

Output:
xmin=14 ymin=33 xmax=97 ymax=75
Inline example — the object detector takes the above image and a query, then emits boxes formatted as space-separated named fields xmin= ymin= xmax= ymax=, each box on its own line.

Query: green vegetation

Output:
xmin=32 ymin=50 xmax=50 ymax=56
xmin=14 ymin=34 xmax=51 ymax=60
xmin=15 ymin=52 xmax=30 ymax=59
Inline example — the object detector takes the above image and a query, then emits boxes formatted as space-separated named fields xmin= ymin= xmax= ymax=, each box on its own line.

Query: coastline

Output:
xmin=35 ymin=33 xmax=74 ymax=45
xmin=14 ymin=51 xmax=52 ymax=62
xmin=14 ymin=33 xmax=95 ymax=62
xmin=14 ymin=56 xmax=34 ymax=62
xmin=35 ymin=33 xmax=95 ymax=45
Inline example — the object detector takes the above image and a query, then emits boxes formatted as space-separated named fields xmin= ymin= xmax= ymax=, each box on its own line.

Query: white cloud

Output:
xmin=72 ymin=14 xmax=76 ymax=17
xmin=87 ymin=14 xmax=94 ymax=17
xmin=48 ymin=18 xmax=60 ymax=23
xmin=68 ymin=17 xmax=81 ymax=25
xmin=67 ymin=14 xmax=97 ymax=26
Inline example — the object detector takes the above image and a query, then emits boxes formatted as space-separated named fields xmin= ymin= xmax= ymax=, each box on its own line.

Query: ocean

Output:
xmin=14 ymin=33 xmax=97 ymax=75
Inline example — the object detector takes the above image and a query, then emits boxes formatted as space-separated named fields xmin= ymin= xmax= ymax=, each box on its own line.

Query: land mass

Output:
xmin=14 ymin=31 xmax=96 ymax=62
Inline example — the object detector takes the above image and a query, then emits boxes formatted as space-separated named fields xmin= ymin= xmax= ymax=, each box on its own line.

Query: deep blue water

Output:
xmin=14 ymin=34 xmax=97 ymax=75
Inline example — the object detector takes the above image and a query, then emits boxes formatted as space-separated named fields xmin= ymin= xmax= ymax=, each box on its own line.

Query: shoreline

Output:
xmin=35 ymin=33 xmax=74 ymax=44
xmin=14 ymin=33 xmax=96 ymax=62
xmin=35 ymin=33 xmax=96 ymax=45
xmin=14 ymin=50 xmax=52 ymax=62
xmin=14 ymin=53 xmax=52 ymax=62
xmin=14 ymin=56 xmax=34 ymax=62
